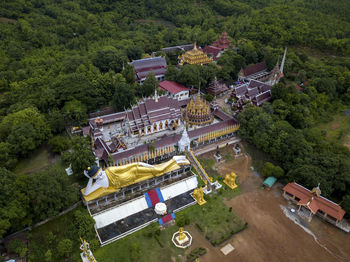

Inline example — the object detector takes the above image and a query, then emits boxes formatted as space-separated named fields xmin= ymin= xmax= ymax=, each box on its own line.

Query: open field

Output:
xmin=189 ymin=144 xmax=350 ymax=262
xmin=13 ymin=145 xmax=60 ymax=175
xmin=316 ymin=112 xmax=350 ymax=147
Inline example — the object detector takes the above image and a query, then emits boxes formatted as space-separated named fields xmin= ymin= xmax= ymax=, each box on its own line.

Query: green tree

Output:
xmin=27 ymin=166 xmax=78 ymax=221
xmin=262 ymin=162 xmax=275 ymax=177
xmin=113 ymin=80 xmax=136 ymax=111
xmin=72 ymin=210 xmax=96 ymax=241
xmin=142 ymin=72 xmax=158 ymax=97
xmin=8 ymin=239 xmax=27 ymax=258
xmin=0 ymin=107 xmax=51 ymax=156
xmin=46 ymin=108 xmax=65 ymax=134
xmin=48 ymin=135 xmax=70 ymax=154
xmin=122 ymin=64 xmax=136 ymax=84
xmin=165 ymin=65 xmax=179 ymax=81
xmin=273 ymin=165 xmax=285 ymax=178
xmin=342 ymin=195 xmax=350 ymax=218
xmin=44 ymin=249 xmax=52 ymax=262
xmin=92 ymin=48 xmax=125 ymax=73
xmin=63 ymin=136 xmax=95 ymax=176
xmin=177 ymin=64 xmax=201 ymax=88
xmin=62 ymin=99 xmax=87 ymax=126
xmin=57 ymin=239 xmax=72 ymax=258
xmin=127 ymin=46 xmax=143 ymax=60
xmin=0 ymin=142 xmax=11 ymax=167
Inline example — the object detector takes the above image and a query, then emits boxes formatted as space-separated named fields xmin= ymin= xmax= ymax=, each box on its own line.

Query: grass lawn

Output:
xmin=196 ymin=157 xmax=220 ymax=178
xmin=13 ymin=144 xmax=61 ymax=175
xmin=180 ymin=186 xmax=246 ymax=246
xmin=316 ymin=112 xmax=350 ymax=145
xmin=94 ymin=225 xmax=186 ymax=262
xmin=13 ymin=146 xmax=50 ymax=174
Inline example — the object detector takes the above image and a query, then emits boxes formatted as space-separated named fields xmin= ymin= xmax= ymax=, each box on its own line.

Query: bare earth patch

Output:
xmin=331 ymin=122 xmax=340 ymax=130
xmin=184 ymin=147 xmax=350 ymax=262
xmin=343 ymin=134 xmax=350 ymax=149
xmin=0 ymin=17 xmax=17 ymax=24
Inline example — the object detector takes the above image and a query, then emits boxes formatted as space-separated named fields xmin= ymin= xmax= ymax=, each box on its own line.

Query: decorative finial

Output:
xmin=154 ymin=88 xmax=158 ymax=102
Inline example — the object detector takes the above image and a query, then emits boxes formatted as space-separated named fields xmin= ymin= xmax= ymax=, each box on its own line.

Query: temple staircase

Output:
xmin=185 ymin=150 xmax=213 ymax=184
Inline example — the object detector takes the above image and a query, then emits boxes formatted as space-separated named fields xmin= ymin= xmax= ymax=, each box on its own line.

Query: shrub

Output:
xmin=186 ymin=247 xmax=207 ymax=262
xmin=48 ymin=135 xmax=70 ymax=153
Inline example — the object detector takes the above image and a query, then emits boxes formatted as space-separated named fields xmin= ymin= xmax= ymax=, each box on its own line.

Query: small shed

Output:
xmin=263 ymin=176 xmax=277 ymax=190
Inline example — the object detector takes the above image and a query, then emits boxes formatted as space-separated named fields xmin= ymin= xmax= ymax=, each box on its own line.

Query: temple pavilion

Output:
xmin=185 ymin=89 xmax=213 ymax=126
xmin=178 ymin=44 xmax=213 ymax=66
xmin=203 ymin=32 xmax=231 ymax=61
xmin=212 ymin=31 xmax=231 ymax=50
xmin=207 ymin=77 xmax=228 ymax=96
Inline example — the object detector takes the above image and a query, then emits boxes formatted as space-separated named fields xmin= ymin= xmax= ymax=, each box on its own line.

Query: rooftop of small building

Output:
xmin=283 ymin=182 xmax=346 ymax=221
xmin=158 ymin=80 xmax=189 ymax=94
xmin=242 ymin=61 xmax=268 ymax=77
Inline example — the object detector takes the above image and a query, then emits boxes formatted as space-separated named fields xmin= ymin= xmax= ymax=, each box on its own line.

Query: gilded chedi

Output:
xmin=178 ymin=43 xmax=213 ymax=66
xmin=82 ymin=156 xmax=190 ymax=202
xmin=185 ymin=90 xmax=213 ymax=126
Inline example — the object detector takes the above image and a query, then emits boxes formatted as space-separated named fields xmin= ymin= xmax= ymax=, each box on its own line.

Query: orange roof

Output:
xmin=283 ymin=182 xmax=346 ymax=221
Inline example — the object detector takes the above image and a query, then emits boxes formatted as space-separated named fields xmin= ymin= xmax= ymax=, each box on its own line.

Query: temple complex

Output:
xmin=178 ymin=44 xmax=213 ymax=66
xmin=206 ymin=77 xmax=228 ymax=96
xmin=184 ymin=89 xmax=213 ymax=126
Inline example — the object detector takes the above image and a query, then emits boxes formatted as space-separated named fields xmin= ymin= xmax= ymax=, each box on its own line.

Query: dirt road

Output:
xmin=184 ymin=147 xmax=350 ymax=262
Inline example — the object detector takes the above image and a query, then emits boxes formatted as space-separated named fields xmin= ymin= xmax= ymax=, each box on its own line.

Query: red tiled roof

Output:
xmin=159 ymin=80 xmax=189 ymax=94
xmin=283 ymin=182 xmax=346 ymax=221
xmin=203 ymin=45 xmax=222 ymax=59
xmin=242 ymin=61 xmax=267 ymax=77
xmin=213 ymin=109 xmax=232 ymax=121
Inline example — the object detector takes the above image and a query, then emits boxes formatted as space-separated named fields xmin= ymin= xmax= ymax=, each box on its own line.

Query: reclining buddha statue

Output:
xmin=81 ymin=156 xmax=190 ymax=202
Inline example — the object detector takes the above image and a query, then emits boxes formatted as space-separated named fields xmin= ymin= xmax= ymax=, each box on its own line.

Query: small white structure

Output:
xmin=220 ymin=243 xmax=235 ymax=255
xmin=172 ymin=230 xmax=192 ymax=248
xmin=154 ymin=202 xmax=167 ymax=215
xmin=214 ymin=152 xmax=222 ymax=162
xmin=178 ymin=128 xmax=191 ymax=152
xmin=65 ymin=164 xmax=73 ymax=176
xmin=233 ymin=145 xmax=241 ymax=155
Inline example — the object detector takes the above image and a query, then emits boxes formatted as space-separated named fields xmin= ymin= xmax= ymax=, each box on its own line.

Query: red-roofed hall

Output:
xmin=283 ymin=182 xmax=346 ymax=225
xmin=158 ymin=80 xmax=190 ymax=101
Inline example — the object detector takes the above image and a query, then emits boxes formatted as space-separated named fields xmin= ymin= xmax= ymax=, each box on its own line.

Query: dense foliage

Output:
xmin=0 ymin=166 xmax=78 ymax=237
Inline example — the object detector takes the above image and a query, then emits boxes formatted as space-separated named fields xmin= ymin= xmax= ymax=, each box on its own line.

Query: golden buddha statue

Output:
xmin=224 ymin=172 xmax=238 ymax=190
xmin=193 ymin=187 xmax=206 ymax=205
xmin=178 ymin=227 xmax=186 ymax=241
xmin=81 ymin=156 xmax=190 ymax=202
